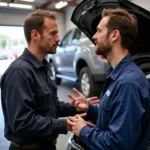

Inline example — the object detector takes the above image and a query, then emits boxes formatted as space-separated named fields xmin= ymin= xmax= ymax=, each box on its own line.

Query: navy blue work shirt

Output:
xmin=79 ymin=54 xmax=150 ymax=150
xmin=1 ymin=48 xmax=77 ymax=145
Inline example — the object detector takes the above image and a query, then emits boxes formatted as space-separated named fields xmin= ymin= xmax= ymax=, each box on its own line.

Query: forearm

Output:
xmin=79 ymin=126 xmax=138 ymax=150
xmin=57 ymin=101 xmax=77 ymax=117
xmin=12 ymin=111 xmax=67 ymax=138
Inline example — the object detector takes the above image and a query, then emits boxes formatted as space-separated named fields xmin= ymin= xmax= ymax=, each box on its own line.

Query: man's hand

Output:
xmin=67 ymin=120 xmax=72 ymax=132
xmin=86 ymin=121 xmax=96 ymax=128
xmin=87 ymin=96 xmax=100 ymax=106
xmin=68 ymin=88 xmax=100 ymax=112
xmin=67 ymin=113 xmax=96 ymax=135
xmin=67 ymin=113 xmax=87 ymax=132
xmin=67 ymin=114 xmax=87 ymax=136
xmin=68 ymin=88 xmax=89 ymax=112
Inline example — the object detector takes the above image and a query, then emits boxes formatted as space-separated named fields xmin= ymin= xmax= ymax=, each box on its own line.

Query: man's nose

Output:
xmin=55 ymin=35 xmax=60 ymax=43
xmin=92 ymin=32 xmax=97 ymax=41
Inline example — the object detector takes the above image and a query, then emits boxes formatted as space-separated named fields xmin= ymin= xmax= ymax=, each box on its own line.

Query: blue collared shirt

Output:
xmin=79 ymin=54 xmax=150 ymax=150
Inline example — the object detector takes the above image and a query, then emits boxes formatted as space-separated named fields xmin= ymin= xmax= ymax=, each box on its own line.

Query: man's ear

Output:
xmin=112 ymin=29 xmax=120 ymax=42
xmin=31 ymin=30 xmax=40 ymax=41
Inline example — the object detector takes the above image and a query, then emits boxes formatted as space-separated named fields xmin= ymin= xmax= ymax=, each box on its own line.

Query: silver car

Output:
xmin=46 ymin=28 xmax=110 ymax=97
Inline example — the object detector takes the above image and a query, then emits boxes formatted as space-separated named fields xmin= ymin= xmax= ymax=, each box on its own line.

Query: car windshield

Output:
xmin=131 ymin=0 xmax=150 ymax=11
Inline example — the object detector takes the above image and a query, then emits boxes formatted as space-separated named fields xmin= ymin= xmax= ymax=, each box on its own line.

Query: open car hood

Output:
xmin=71 ymin=0 xmax=150 ymax=55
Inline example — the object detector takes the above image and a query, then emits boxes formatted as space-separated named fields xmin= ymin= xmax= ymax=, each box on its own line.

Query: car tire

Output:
xmin=79 ymin=67 xmax=102 ymax=97
xmin=139 ymin=63 xmax=150 ymax=81
xmin=50 ymin=62 xmax=61 ymax=85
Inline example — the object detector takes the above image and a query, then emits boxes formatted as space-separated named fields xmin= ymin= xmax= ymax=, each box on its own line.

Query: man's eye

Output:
xmin=50 ymin=32 xmax=57 ymax=36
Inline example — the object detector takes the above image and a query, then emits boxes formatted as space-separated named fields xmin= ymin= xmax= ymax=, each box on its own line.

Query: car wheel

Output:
xmin=139 ymin=63 xmax=150 ymax=82
xmin=50 ymin=62 xmax=61 ymax=85
xmin=79 ymin=67 xmax=102 ymax=97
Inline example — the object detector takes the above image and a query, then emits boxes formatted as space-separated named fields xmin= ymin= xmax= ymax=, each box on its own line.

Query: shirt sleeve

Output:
xmin=57 ymin=100 xmax=77 ymax=117
xmin=2 ymin=68 xmax=67 ymax=138
xmin=79 ymin=83 xmax=148 ymax=150
xmin=85 ymin=103 xmax=98 ymax=124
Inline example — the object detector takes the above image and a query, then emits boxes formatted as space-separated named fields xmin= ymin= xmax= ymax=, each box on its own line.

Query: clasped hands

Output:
xmin=67 ymin=88 xmax=99 ymax=136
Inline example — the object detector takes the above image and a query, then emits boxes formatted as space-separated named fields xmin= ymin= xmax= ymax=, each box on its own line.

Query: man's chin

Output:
xmin=95 ymin=47 xmax=106 ymax=55
xmin=51 ymin=51 xmax=56 ymax=54
xmin=95 ymin=48 xmax=101 ymax=55
xmin=51 ymin=48 xmax=57 ymax=54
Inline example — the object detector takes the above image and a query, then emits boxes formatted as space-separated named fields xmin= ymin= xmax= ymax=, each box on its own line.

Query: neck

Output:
xmin=106 ymin=46 xmax=129 ymax=69
xmin=27 ymin=44 xmax=46 ymax=62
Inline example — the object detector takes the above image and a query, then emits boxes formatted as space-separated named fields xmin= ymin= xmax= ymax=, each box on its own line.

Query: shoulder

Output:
xmin=7 ymin=56 xmax=33 ymax=72
xmin=1 ymin=56 xmax=33 ymax=82
xmin=117 ymin=62 xmax=149 ymax=94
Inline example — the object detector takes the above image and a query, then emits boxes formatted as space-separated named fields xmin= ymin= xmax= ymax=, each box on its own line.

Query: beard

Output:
xmin=38 ymin=35 xmax=58 ymax=54
xmin=38 ymin=40 xmax=58 ymax=54
xmin=95 ymin=41 xmax=111 ymax=56
xmin=50 ymin=45 xmax=57 ymax=54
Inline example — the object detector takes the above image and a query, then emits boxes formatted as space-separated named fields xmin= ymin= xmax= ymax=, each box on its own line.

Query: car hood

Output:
xmin=71 ymin=0 xmax=150 ymax=55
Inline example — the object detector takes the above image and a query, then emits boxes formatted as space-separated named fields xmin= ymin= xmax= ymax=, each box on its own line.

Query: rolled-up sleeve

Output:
xmin=2 ymin=68 xmax=67 ymax=138
xmin=79 ymin=83 xmax=147 ymax=150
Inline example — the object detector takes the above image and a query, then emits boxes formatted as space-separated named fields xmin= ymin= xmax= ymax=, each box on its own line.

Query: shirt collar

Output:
xmin=23 ymin=48 xmax=49 ymax=69
xmin=106 ymin=54 xmax=132 ymax=80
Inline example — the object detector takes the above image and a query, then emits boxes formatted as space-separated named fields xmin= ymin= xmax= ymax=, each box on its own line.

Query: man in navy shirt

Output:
xmin=67 ymin=8 xmax=150 ymax=150
xmin=1 ymin=9 xmax=99 ymax=150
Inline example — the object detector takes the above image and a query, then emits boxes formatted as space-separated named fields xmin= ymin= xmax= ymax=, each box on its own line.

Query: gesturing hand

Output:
xmin=68 ymin=88 xmax=88 ymax=112
xmin=87 ymin=96 xmax=100 ymax=106
xmin=68 ymin=88 xmax=100 ymax=112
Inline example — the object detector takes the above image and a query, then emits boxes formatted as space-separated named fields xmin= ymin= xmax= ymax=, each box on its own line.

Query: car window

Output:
xmin=75 ymin=31 xmax=89 ymax=43
xmin=71 ymin=29 xmax=81 ymax=44
xmin=61 ymin=30 xmax=73 ymax=46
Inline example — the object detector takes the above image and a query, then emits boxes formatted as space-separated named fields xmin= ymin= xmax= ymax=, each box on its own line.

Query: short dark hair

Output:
xmin=102 ymin=8 xmax=138 ymax=50
xmin=24 ymin=9 xmax=56 ymax=43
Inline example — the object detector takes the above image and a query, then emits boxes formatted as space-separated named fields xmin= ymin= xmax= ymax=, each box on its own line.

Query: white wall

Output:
xmin=65 ymin=6 xmax=76 ymax=32
xmin=55 ymin=12 xmax=66 ymax=39
xmin=131 ymin=0 xmax=150 ymax=11
xmin=0 ymin=8 xmax=66 ymax=39
xmin=0 ymin=10 xmax=27 ymax=26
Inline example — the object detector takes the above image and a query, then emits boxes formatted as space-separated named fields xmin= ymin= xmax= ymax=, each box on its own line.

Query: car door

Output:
xmin=55 ymin=30 xmax=74 ymax=73
xmin=62 ymin=28 xmax=81 ymax=74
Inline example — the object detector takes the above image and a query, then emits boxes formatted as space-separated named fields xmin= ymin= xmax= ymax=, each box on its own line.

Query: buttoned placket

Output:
xmin=45 ymin=66 xmax=55 ymax=96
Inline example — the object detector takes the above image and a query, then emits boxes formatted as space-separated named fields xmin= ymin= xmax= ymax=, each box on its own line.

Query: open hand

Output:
xmin=68 ymin=88 xmax=88 ymax=112
xmin=87 ymin=96 xmax=100 ymax=106
xmin=68 ymin=88 xmax=100 ymax=112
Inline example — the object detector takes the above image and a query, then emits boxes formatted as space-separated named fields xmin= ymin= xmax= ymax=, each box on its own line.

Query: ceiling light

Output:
xmin=0 ymin=2 xmax=8 ymax=6
xmin=55 ymin=1 xmax=68 ymax=9
xmin=9 ymin=3 xmax=33 ymax=9
xmin=19 ymin=0 xmax=35 ymax=2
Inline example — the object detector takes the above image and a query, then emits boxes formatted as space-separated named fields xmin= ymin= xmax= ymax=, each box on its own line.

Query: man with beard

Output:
xmin=67 ymin=8 xmax=150 ymax=150
xmin=1 ymin=9 xmax=98 ymax=150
